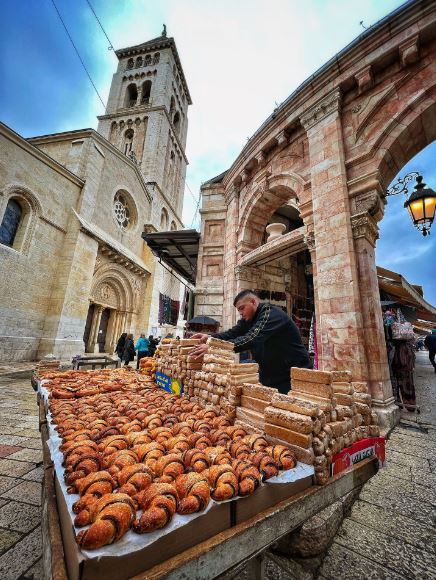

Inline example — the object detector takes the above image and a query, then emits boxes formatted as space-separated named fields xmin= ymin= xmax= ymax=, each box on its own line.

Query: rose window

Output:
xmin=113 ymin=192 xmax=131 ymax=230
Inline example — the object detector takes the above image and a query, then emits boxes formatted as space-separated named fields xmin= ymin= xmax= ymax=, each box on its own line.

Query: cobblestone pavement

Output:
xmin=319 ymin=350 xmax=436 ymax=580
xmin=0 ymin=354 xmax=434 ymax=579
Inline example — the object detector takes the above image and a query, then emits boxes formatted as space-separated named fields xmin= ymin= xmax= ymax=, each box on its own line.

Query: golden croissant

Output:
xmin=133 ymin=483 xmax=178 ymax=533
xmin=175 ymin=472 xmax=210 ymax=514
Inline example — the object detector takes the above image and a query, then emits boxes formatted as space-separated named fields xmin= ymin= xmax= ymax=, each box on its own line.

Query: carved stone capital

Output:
xmin=234 ymin=265 xmax=256 ymax=282
xmin=240 ymin=169 xmax=249 ymax=184
xmin=355 ymin=65 xmax=374 ymax=94
xmin=399 ymin=35 xmax=419 ymax=67
xmin=224 ymin=183 xmax=239 ymax=206
xmin=276 ymin=130 xmax=288 ymax=148
xmin=300 ymin=89 xmax=342 ymax=131
xmin=351 ymin=212 xmax=379 ymax=246
xmin=143 ymin=223 xmax=158 ymax=234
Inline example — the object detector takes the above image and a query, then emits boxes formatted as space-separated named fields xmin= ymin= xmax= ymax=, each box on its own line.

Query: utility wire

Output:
xmin=85 ymin=0 xmax=114 ymax=50
xmin=50 ymin=0 xmax=106 ymax=109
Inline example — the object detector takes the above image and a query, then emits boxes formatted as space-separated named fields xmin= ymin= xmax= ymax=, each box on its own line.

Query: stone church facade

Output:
xmin=0 ymin=33 xmax=191 ymax=361
xmin=195 ymin=1 xmax=436 ymax=430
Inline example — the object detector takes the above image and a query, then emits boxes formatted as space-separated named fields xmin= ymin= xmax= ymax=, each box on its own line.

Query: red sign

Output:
xmin=331 ymin=437 xmax=386 ymax=477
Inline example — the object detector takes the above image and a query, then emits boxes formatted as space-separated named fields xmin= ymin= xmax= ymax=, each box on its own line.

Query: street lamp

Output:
xmin=387 ymin=172 xmax=436 ymax=237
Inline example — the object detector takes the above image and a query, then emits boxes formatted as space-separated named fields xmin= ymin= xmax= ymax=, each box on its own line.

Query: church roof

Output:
xmin=115 ymin=36 xmax=192 ymax=105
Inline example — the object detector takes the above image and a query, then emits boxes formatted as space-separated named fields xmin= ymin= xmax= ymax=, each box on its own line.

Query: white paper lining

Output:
xmin=41 ymin=380 xmax=314 ymax=560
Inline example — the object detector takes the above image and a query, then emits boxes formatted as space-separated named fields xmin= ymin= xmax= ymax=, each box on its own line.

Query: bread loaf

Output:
xmin=242 ymin=383 xmax=278 ymax=401
xmin=352 ymin=381 xmax=369 ymax=394
xmin=234 ymin=419 xmax=263 ymax=435
xmin=333 ymin=393 xmax=353 ymax=406
xmin=331 ymin=382 xmax=353 ymax=395
xmin=235 ymin=407 xmax=264 ymax=429
xmin=206 ymin=337 xmax=234 ymax=351
xmin=289 ymin=392 xmax=333 ymax=412
xmin=264 ymin=406 xmax=314 ymax=434
xmin=271 ymin=393 xmax=319 ymax=417
xmin=264 ymin=435 xmax=315 ymax=465
xmin=353 ymin=393 xmax=372 ymax=405
xmin=291 ymin=368 xmax=332 ymax=384
xmin=264 ymin=423 xmax=313 ymax=449
xmin=330 ymin=370 xmax=352 ymax=382
xmin=292 ymin=379 xmax=333 ymax=399
xmin=240 ymin=395 xmax=269 ymax=413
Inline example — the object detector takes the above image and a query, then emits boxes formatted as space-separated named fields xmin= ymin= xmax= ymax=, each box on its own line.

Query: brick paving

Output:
xmin=0 ymin=355 xmax=434 ymax=579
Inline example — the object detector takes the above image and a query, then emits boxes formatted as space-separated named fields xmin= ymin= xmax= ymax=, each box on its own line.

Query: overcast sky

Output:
xmin=0 ymin=0 xmax=435 ymax=304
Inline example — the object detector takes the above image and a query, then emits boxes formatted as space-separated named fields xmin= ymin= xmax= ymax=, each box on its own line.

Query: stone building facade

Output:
xmin=0 ymin=33 xmax=191 ymax=361
xmin=195 ymin=1 xmax=436 ymax=430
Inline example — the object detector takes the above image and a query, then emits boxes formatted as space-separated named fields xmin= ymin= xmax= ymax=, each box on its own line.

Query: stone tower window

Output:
xmin=127 ymin=58 xmax=134 ymax=69
xmin=136 ymin=56 xmax=143 ymax=67
xmin=170 ymin=220 xmax=177 ymax=231
xmin=173 ymin=111 xmax=181 ymax=134
xmin=153 ymin=52 xmax=160 ymax=64
xmin=113 ymin=191 xmax=132 ymax=230
xmin=123 ymin=128 xmax=134 ymax=155
xmin=141 ymin=80 xmax=152 ymax=104
xmin=160 ymin=207 xmax=169 ymax=230
xmin=145 ymin=54 xmax=152 ymax=66
xmin=0 ymin=198 xmax=22 ymax=247
xmin=125 ymin=83 xmax=138 ymax=107
xmin=170 ymin=96 xmax=175 ymax=115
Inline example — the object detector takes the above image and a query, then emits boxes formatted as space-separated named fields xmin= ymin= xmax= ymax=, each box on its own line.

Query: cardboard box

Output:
xmin=232 ymin=464 xmax=314 ymax=524
xmin=55 ymin=476 xmax=231 ymax=580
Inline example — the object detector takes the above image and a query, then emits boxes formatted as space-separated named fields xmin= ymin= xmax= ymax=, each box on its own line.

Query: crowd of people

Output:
xmin=115 ymin=333 xmax=160 ymax=369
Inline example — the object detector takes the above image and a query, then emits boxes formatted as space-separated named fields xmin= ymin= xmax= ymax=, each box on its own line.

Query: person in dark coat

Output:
xmin=148 ymin=335 xmax=157 ymax=357
xmin=115 ymin=332 xmax=127 ymax=361
xmin=190 ymin=290 xmax=311 ymax=394
xmin=122 ymin=333 xmax=136 ymax=366
xmin=424 ymin=328 xmax=436 ymax=373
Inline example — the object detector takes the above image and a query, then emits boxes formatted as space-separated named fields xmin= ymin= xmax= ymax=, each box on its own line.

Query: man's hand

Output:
xmin=190 ymin=333 xmax=209 ymax=344
xmin=189 ymin=343 xmax=209 ymax=359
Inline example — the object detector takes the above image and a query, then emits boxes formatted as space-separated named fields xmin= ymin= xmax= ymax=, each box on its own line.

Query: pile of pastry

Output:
xmin=50 ymin=387 xmax=297 ymax=550
xmin=39 ymin=367 xmax=150 ymax=399
xmin=138 ymin=357 xmax=157 ymax=378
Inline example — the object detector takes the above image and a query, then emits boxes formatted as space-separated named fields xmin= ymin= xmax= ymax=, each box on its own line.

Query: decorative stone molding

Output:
xmin=240 ymin=169 xmax=249 ymax=185
xmin=399 ymin=35 xmax=419 ymax=68
xmin=275 ymin=130 xmax=288 ymax=148
xmin=351 ymin=212 xmax=379 ymax=246
xmin=300 ymin=89 xmax=342 ymax=131
xmin=256 ymin=151 xmax=267 ymax=168
xmin=234 ymin=265 xmax=257 ymax=282
xmin=355 ymin=65 xmax=374 ymax=94
xmin=354 ymin=191 xmax=384 ymax=220
xmin=304 ymin=230 xmax=316 ymax=252
xmin=143 ymin=223 xmax=158 ymax=234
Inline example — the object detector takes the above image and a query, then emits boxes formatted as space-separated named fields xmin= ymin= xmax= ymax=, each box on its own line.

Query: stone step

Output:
xmin=334 ymin=519 xmax=436 ymax=578
xmin=319 ymin=541 xmax=403 ymax=580
xmin=396 ymin=426 xmax=436 ymax=442
xmin=387 ymin=440 xmax=436 ymax=460
xmin=363 ymin=471 xmax=436 ymax=507
xmin=386 ymin=448 xmax=431 ymax=471
xmin=348 ymin=499 xmax=436 ymax=555
xmin=389 ymin=432 xmax=436 ymax=452
xmin=359 ymin=486 xmax=434 ymax=525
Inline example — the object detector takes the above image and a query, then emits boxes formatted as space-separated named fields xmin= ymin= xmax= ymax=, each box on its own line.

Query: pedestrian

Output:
xmin=122 ymin=333 xmax=136 ymax=366
xmin=190 ymin=289 xmax=311 ymax=394
xmin=424 ymin=328 xmax=436 ymax=373
xmin=115 ymin=332 xmax=127 ymax=361
xmin=148 ymin=335 xmax=157 ymax=357
xmin=135 ymin=333 xmax=150 ymax=370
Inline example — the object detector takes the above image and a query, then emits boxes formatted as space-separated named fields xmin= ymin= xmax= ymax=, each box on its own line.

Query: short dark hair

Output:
xmin=233 ymin=289 xmax=259 ymax=306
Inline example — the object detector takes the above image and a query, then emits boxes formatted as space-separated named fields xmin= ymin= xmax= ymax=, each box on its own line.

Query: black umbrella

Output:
xmin=187 ymin=315 xmax=219 ymax=326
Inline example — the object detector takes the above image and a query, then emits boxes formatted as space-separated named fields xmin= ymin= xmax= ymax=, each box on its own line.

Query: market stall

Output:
xmin=37 ymin=337 xmax=383 ymax=579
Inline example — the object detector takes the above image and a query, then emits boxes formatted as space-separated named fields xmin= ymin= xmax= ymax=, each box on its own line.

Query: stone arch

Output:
xmin=238 ymin=172 xmax=305 ymax=250
xmin=0 ymin=183 xmax=42 ymax=254
xmin=91 ymin=264 xmax=134 ymax=312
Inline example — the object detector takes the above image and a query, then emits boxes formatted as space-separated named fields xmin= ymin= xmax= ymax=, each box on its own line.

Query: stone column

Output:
xmin=88 ymin=305 xmax=104 ymax=353
xmin=300 ymin=89 xmax=368 ymax=381
xmin=304 ymin=229 xmax=319 ymax=359
xmin=222 ymin=184 xmax=240 ymax=327
xmin=351 ymin=211 xmax=400 ymax=430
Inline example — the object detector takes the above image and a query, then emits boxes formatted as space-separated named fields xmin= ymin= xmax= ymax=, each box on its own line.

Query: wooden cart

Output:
xmin=39 ymin=398 xmax=378 ymax=580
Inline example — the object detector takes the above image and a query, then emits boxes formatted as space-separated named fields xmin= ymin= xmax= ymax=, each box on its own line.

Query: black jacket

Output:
xmin=122 ymin=338 xmax=136 ymax=363
xmin=213 ymin=303 xmax=311 ymax=388
xmin=424 ymin=334 xmax=436 ymax=352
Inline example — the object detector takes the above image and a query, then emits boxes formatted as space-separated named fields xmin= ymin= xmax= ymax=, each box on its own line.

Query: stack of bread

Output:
xmin=35 ymin=359 xmax=61 ymax=377
xmin=138 ymin=357 xmax=157 ymax=379
xmin=235 ymin=383 xmax=276 ymax=433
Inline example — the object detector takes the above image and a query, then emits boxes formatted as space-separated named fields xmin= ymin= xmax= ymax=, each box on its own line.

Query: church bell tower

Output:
xmin=97 ymin=29 xmax=192 ymax=220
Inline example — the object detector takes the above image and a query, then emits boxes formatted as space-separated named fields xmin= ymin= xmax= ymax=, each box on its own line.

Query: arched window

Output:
xmin=123 ymin=128 xmax=134 ymax=155
xmin=125 ymin=84 xmax=138 ymax=108
xmin=113 ymin=190 xmax=137 ymax=231
xmin=173 ymin=111 xmax=181 ymax=134
xmin=160 ymin=207 xmax=169 ymax=231
xmin=0 ymin=198 xmax=22 ymax=247
xmin=141 ymin=80 xmax=152 ymax=104
xmin=136 ymin=56 xmax=143 ymax=67
xmin=127 ymin=58 xmax=134 ymax=69
xmin=153 ymin=52 xmax=160 ymax=64
xmin=145 ymin=54 xmax=152 ymax=66
xmin=170 ymin=96 xmax=175 ymax=115
xmin=170 ymin=220 xmax=177 ymax=231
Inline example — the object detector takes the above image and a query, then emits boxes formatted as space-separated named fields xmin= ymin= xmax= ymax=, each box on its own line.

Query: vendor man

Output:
xmin=190 ymin=290 xmax=311 ymax=394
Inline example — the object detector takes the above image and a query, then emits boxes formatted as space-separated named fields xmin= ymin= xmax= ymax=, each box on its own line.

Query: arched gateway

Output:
xmin=195 ymin=1 xmax=436 ymax=430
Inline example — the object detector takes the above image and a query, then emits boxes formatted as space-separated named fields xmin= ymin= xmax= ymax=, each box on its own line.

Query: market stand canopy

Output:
xmin=377 ymin=266 xmax=436 ymax=326
xmin=142 ymin=229 xmax=200 ymax=285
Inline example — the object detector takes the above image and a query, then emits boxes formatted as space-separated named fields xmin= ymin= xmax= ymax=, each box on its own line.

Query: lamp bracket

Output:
xmin=386 ymin=171 xmax=420 ymax=197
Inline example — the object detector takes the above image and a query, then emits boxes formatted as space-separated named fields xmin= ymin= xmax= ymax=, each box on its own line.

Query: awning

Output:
xmin=142 ymin=229 xmax=200 ymax=285
xmin=377 ymin=266 xmax=436 ymax=324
